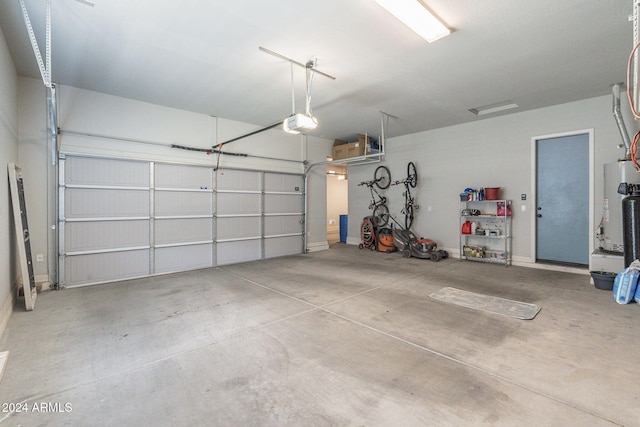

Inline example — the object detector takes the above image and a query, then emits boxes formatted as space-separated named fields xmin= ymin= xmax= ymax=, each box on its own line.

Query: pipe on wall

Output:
xmin=612 ymin=83 xmax=632 ymax=159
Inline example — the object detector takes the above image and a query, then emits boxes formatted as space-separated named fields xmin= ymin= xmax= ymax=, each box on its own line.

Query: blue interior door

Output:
xmin=536 ymin=134 xmax=589 ymax=265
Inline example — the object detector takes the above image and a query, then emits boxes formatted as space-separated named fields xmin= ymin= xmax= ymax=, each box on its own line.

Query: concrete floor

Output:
xmin=0 ymin=244 xmax=638 ymax=426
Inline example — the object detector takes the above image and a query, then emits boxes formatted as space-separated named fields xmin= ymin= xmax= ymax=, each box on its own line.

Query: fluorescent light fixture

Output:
xmin=469 ymin=101 xmax=519 ymax=116
xmin=283 ymin=113 xmax=318 ymax=134
xmin=374 ymin=0 xmax=450 ymax=43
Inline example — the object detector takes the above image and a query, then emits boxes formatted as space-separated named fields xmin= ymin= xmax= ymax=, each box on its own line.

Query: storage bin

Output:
xmin=485 ymin=187 xmax=500 ymax=200
xmin=590 ymin=270 xmax=615 ymax=290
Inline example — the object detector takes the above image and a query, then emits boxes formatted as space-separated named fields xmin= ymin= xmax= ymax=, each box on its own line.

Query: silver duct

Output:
xmin=612 ymin=83 xmax=632 ymax=159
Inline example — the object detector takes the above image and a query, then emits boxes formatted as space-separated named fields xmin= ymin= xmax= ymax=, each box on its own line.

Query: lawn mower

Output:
xmin=389 ymin=217 xmax=448 ymax=261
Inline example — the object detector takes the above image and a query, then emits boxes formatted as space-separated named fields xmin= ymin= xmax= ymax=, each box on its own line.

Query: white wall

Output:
xmin=0 ymin=26 xmax=19 ymax=332
xmin=348 ymin=95 xmax=634 ymax=267
xmin=17 ymin=77 xmax=48 ymax=279
xmin=326 ymin=173 xmax=348 ymax=243
xmin=17 ymin=78 xmax=333 ymax=284
xmin=55 ymin=84 xmax=308 ymax=172
xmin=305 ymin=136 xmax=333 ymax=251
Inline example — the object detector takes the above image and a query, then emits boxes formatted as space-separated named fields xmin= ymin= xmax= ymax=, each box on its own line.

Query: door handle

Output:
xmin=537 ymin=214 xmax=542 ymax=218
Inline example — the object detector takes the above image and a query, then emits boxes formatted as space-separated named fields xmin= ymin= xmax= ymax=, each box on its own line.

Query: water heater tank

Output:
xmin=622 ymin=190 xmax=640 ymax=267
xmin=602 ymin=160 xmax=640 ymax=253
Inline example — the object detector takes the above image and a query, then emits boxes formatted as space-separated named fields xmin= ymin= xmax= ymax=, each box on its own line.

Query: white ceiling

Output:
xmin=0 ymin=0 xmax=633 ymax=141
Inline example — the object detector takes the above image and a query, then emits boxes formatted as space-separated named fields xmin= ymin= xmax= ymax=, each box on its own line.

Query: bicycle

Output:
xmin=357 ymin=165 xmax=391 ymax=228
xmin=392 ymin=161 xmax=418 ymax=230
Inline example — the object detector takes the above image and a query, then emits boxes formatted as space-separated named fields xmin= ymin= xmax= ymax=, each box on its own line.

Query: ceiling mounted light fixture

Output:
xmin=469 ymin=101 xmax=519 ymax=116
xmin=374 ymin=0 xmax=450 ymax=43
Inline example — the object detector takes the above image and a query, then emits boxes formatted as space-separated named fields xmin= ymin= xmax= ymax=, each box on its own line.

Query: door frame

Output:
xmin=530 ymin=129 xmax=594 ymax=268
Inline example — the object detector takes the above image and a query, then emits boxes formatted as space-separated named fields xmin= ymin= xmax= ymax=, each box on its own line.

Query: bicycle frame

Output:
xmin=357 ymin=165 xmax=391 ymax=228
xmin=392 ymin=162 xmax=418 ymax=229
xmin=358 ymin=180 xmax=389 ymax=227
xmin=367 ymin=183 xmax=386 ymax=210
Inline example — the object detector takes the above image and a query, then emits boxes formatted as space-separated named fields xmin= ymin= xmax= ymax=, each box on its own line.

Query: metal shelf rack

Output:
xmin=459 ymin=199 xmax=512 ymax=266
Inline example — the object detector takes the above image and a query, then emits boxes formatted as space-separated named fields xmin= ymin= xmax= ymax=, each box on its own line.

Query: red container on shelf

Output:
xmin=485 ymin=187 xmax=500 ymax=200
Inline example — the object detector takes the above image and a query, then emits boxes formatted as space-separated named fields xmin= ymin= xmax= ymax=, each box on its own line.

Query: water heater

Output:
xmin=602 ymin=160 xmax=640 ymax=253
xmin=621 ymin=186 xmax=640 ymax=266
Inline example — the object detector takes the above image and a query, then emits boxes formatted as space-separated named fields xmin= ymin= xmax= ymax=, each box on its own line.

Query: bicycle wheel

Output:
xmin=373 ymin=204 xmax=390 ymax=227
xmin=405 ymin=205 xmax=414 ymax=230
xmin=407 ymin=162 xmax=417 ymax=188
xmin=374 ymin=165 xmax=391 ymax=189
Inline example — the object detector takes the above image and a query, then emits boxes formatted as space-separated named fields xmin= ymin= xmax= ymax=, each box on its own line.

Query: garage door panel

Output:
xmin=65 ymin=220 xmax=149 ymax=253
xmin=264 ymin=194 xmax=303 ymax=214
xmin=155 ymin=164 xmax=212 ymax=189
xmin=216 ymin=169 xmax=261 ymax=191
xmin=216 ymin=193 xmax=261 ymax=215
xmin=264 ymin=236 xmax=302 ymax=258
xmin=155 ymin=218 xmax=213 ymax=245
xmin=65 ymin=188 xmax=149 ymax=218
xmin=155 ymin=191 xmax=213 ymax=216
xmin=264 ymin=173 xmax=303 ymax=193
xmin=264 ymin=216 xmax=303 ymax=236
xmin=216 ymin=217 xmax=261 ymax=240
xmin=217 ymin=240 xmax=261 ymax=265
xmin=154 ymin=244 xmax=213 ymax=274
xmin=65 ymin=157 xmax=149 ymax=187
xmin=64 ymin=250 xmax=150 ymax=287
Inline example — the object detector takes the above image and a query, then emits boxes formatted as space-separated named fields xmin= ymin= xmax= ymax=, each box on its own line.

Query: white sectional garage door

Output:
xmin=59 ymin=155 xmax=304 ymax=287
